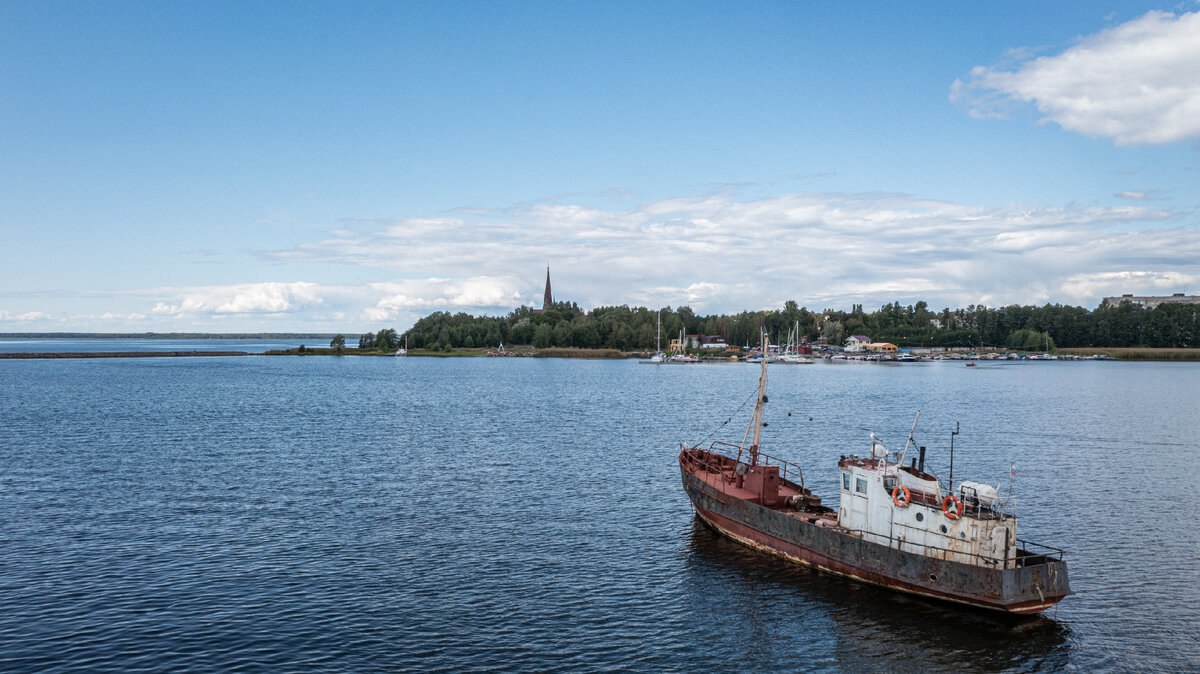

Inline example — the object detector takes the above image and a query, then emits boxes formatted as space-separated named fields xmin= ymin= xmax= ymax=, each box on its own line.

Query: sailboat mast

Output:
xmin=743 ymin=329 xmax=768 ymax=465
xmin=656 ymin=312 xmax=661 ymax=353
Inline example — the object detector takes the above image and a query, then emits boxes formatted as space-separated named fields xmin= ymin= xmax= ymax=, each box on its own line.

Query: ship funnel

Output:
xmin=918 ymin=446 xmax=926 ymax=473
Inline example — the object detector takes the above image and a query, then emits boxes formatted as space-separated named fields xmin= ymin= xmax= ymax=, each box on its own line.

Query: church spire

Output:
xmin=542 ymin=266 xmax=553 ymax=310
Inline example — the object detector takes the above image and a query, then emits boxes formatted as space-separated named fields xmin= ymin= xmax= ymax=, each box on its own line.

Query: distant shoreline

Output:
xmin=0 ymin=333 xmax=341 ymax=340
xmin=4 ymin=346 xmax=1199 ymax=361
xmin=0 ymin=351 xmax=252 ymax=359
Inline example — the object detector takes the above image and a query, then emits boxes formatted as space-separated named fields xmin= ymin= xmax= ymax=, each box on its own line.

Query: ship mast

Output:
xmin=742 ymin=328 xmax=768 ymax=466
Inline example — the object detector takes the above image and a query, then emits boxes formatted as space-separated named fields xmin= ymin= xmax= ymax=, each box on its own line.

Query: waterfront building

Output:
xmin=1102 ymin=292 xmax=1199 ymax=309
xmin=844 ymin=335 xmax=871 ymax=352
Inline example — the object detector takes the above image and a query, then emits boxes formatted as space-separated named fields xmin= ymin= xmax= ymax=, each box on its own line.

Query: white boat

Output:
xmin=395 ymin=335 xmax=408 ymax=356
xmin=640 ymin=312 xmax=667 ymax=364
xmin=776 ymin=321 xmax=814 ymax=363
xmin=666 ymin=328 xmax=700 ymax=363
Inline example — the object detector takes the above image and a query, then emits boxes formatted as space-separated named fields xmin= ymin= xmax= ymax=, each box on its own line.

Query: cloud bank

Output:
xmin=952 ymin=10 xmax=1200 ymax=145
xmin=4 ymin=191 xmax=1196 ymax=331
xmin=264 ymin=191 xmax=1195 ymax=316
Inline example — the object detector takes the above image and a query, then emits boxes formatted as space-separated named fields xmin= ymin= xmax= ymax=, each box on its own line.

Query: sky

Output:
xmin=2 ymin=1 xmax=1199 ymax=332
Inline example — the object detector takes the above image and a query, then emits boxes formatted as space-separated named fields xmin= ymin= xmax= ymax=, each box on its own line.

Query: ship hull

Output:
xmin=682 ymin=464 xmax=1070 ymax=615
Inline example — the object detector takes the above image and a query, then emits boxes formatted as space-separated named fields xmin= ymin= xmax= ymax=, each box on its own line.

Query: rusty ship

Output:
xmin=678 ymin=334 xmax=1071 ymax=615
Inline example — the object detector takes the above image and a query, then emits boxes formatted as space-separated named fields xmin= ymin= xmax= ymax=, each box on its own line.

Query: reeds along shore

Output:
xmin=1055 ymin=347 xmax=1200 ymax=361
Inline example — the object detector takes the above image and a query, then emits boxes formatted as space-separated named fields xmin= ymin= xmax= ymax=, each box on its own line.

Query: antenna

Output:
xmin=949 ymin=422 xmax=960 ymax=493
xmin=897 ymin=411 xmax=921 ymax=466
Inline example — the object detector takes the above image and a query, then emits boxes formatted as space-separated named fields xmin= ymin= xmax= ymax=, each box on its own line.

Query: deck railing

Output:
xmin=683 ymin=440 xmax=806 ymax=491
xmin=845 ymin=528 xmax=1065 ymax=570
xmin=1015 ymin=538 xmax=1066 ymax=563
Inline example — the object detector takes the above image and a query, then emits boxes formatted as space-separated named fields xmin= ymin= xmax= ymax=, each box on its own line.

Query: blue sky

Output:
xmin=3 ymin=1 xmax=1198 ymax=332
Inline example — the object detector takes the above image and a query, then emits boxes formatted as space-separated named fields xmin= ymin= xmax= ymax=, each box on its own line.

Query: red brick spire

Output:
xmin=542 ymin=266 xmax=553 ymax=310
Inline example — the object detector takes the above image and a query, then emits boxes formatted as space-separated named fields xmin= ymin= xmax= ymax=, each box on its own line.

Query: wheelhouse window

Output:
xmin=842 ymin=472 xmax=850 ymax=490
xmin=855 ymin=477 xmax=868 ymax=494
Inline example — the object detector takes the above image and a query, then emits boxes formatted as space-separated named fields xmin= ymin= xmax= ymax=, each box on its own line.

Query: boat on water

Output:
xmin=666 ymin=329 xmax=701 ymax=363
xmin=640 ymin=312 xmax=667 ymax=364
xmin=395 ymin=335 xmax=408 ymax=356
xmin=678 ymin=333 xmax=1071 ymax=614
xmin=777 ymin=320 xmax=815 ymax=364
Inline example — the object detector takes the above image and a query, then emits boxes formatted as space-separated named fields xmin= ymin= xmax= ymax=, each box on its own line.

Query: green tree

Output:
xmin=821 ymin=319 xmax=845 ymax=346
xmin=1007 ymin=329 xmax=1055 ymax=351
xmin=374 ymin=328 xmax=399 ymax=351
xmin=553 ymin=320 xmax=572 ymax=346
xmin=330 ymin=334 xmax=346 ymax=353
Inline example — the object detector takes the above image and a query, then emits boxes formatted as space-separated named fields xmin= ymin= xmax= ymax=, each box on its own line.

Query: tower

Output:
xmin=542 ymin=266 xmax=553 ymax=310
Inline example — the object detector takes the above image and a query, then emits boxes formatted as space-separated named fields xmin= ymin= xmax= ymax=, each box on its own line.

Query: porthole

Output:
xmin=915 ymin=512 xmax=924 ymax=522
xmin=939 ymin=524 xmax=948 ymax=534
xmin=959 ymin=532 xmax=967 ymax=539
xmin=929 ymin=574 xmax=938 ymax=582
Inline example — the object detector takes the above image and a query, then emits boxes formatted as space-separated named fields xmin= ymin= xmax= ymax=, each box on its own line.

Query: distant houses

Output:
xmin=1102 ymin=292 xmax=1199 ymax=309
xmin=668 ymin=334 xmax=734 ymax=352
xmin=669 ymin=334 xmax=699 ymax=352
xmin=844 ymin=335 xmax=871 ymax=352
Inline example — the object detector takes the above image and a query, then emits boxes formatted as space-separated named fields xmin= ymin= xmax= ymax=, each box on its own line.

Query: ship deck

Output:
xmin=680 ymin=444 xmax=835 ymax=521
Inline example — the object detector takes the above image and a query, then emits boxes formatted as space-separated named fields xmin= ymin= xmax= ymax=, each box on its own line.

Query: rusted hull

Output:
xmin=681 ymin=463 xmax=1070 ymax=615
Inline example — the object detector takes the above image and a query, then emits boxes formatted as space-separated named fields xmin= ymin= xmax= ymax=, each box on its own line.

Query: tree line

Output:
xmin=352 ymin=299 xmax=1198 ymax=352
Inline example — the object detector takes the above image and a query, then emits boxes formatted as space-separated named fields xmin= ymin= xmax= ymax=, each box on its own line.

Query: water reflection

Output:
xmin=683 ymin=517 xmax=1071 ymax=671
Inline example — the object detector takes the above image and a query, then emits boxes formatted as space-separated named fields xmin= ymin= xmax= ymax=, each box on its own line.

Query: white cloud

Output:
xmin=0 ymin=310 xmax=47 ymax=322
xmin=953 ymin=10 xmax=1200 ymax=145
xmin=372 ymin=277 xmax=525 ymax=313
xmin=148 ymin=282 xmax=324 ymax=317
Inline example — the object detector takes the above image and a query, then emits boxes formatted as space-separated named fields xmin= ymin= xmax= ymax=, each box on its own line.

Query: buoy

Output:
xmin=943 ymin=494 xmax=964 ymax=519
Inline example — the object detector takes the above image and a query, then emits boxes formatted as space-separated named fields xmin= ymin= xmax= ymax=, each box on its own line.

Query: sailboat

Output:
xmin=395 ymin=335 xmax=408 ymax=357
xmin=668 ymin=329 xmax=700 ymax=363
xmin=640 ymin=312 xmax=667 ymax=364
xmin=678 ymin=330 xmax=1071 ymax=614
xmin=778 ymin=320 xmax=814 ymax=364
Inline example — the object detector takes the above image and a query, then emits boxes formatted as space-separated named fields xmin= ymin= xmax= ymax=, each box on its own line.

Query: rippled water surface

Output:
xmin=2 ymin=354 xmax=1198 ymax=672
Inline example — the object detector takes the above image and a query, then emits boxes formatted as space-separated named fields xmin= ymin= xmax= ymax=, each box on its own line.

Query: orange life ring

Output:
xmin=892 ymin=486 xmax=911 ymax=508
xmin=942 ymin=494 xmax=964 ymax=519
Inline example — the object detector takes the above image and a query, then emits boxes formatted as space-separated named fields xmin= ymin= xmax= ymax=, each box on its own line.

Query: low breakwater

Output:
xmin=0 ymin=351 xmax=251 ymax=359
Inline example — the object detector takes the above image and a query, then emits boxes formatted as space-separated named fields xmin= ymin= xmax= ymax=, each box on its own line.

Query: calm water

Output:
xmin=2 ymin=354 xmax=1198 ymax=672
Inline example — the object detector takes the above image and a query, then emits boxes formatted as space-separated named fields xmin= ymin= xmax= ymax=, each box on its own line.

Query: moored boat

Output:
xmin=639 ymin=312 xmax=668 ymax=364
xmin=678 ymin=333 xmax=1071 ymax=614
